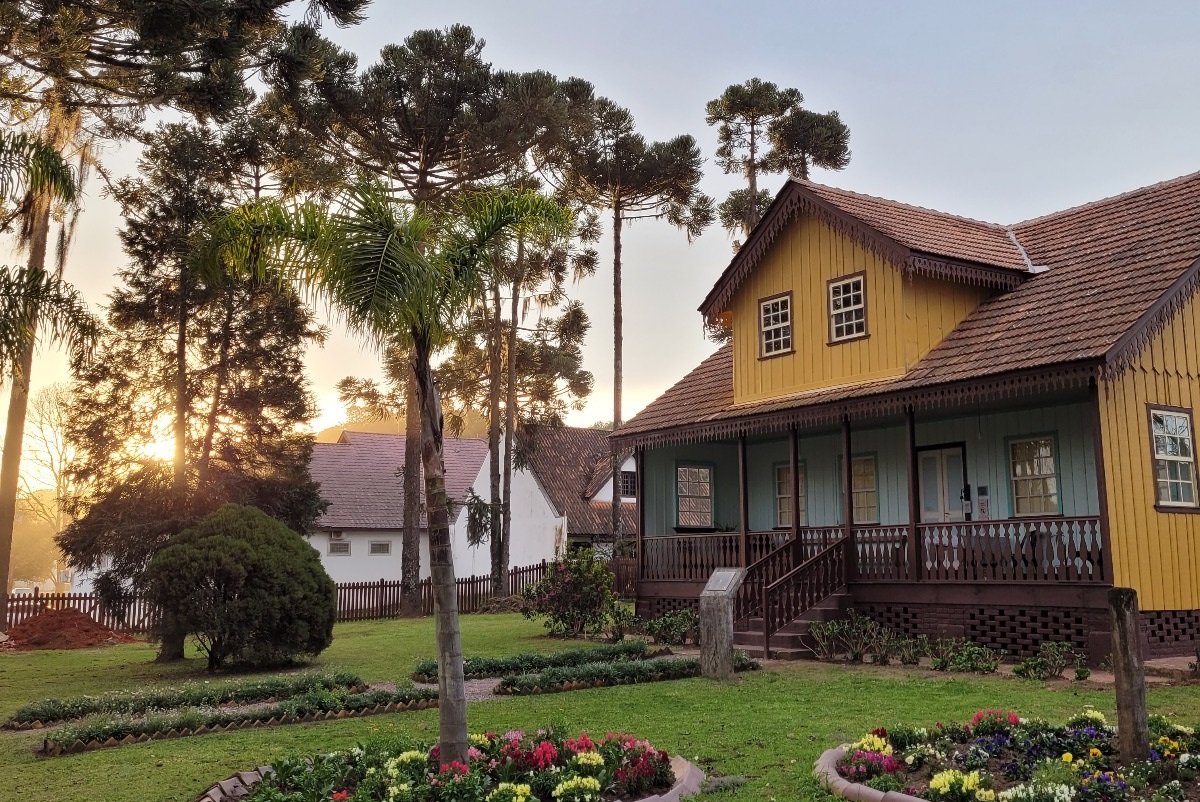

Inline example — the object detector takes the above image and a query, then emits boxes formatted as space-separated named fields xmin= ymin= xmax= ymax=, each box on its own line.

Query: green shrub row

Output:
xmin=10 ymin=670 xmax=364 ymax=727
xmin=492 ymin=652 xmax=759 ymax=695
xmin=1013 ymin=641 xmax=1091 ymax=681
xmin=411 ymin=640 xmax=650 ymax=680
xmin=44 ymin=686 xmax=437 ymax=753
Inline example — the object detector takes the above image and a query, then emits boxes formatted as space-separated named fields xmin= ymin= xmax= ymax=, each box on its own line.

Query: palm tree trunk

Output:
xmin=198 ymin=289 xmax=235 ymax=481
xmin=412 ymin=337 xmax=467 ymax=764
xmin=611 ymin=203 xmax=623 ymax=545
xmin=400 ymin=364 xmax=423 ymax=614
xmin=0 ymin=192 xmax=50 ymax=628
xmin=173 ymin=258 xmax=188 ymax=494
xmin=502 ymin=241 xmax=525 ymax=580
xmin=488 ymin=282 xmax=504 ymax=594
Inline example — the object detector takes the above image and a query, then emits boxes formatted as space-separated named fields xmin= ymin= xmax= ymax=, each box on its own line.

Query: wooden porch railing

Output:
xmin=760 ymin=537 xmax=849 ymax=658
xmin=640 ymin=533 xmax=740 ymax=581
xmin=918 ymin=516 xmax=1105 ymax=583
xmin=853 ymin=525 xmax=910 ymax=581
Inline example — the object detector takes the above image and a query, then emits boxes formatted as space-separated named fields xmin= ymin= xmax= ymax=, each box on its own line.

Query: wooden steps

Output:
xmin=734 ymin=592 xmax=852 ymax=660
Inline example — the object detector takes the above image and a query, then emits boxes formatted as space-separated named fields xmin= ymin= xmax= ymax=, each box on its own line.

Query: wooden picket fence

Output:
xmin=5 ymin=557 xmax=635 ymax=632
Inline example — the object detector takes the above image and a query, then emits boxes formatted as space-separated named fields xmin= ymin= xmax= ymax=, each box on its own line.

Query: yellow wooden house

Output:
xmin=614 ymin=172 xmax=1200 ymax=660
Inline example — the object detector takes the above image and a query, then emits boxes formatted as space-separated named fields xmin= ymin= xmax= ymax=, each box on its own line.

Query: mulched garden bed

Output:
xmin=3 ymin=608 xmax=138 ymax=650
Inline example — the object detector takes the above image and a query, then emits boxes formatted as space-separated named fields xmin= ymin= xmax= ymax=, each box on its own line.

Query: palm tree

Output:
xmin=199 ymin=179 xmax=570 ymax=763
xmin=0 ymin=131 xmax=76 ymax=231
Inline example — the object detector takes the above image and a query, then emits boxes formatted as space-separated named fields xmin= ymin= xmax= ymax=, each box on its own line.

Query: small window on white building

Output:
xmin=829 ymin=274 xmax=867 ymax=342
xmin=1151 ymin=407 xmax=1198 ymax=507
xmin=759 ymin=293 xmax=793 ymax=357
xmin=368 ymin=541 xmax=392 ymax=556
xmin=619 ymin=470 xmax=637 ymax=498
xmin=328 ymin=540 xmax=351 ymax=556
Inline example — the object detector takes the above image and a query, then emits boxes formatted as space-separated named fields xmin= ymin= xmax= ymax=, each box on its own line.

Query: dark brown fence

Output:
xmin=4 ymin=560 xmax=569 ymax=631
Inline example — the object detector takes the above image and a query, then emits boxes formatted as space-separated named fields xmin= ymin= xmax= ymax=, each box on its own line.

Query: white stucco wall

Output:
xmin=449 ymin=444 xmax=565 ymax=577
xmin=589 ymin=455 xmax=637 ymax=503
xmin=306 ymin=529 xmax=432 ymax=584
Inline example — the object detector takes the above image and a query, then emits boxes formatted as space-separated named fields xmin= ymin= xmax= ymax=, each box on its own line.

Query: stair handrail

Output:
xmin=760 ymin=537 xmax=849 ymax=659
xmin=733 ymin=533 xmax=800 ymax=628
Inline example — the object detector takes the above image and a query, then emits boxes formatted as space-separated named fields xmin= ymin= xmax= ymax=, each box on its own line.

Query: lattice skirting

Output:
xmin=635 ymin=596 xmax=698 ymax=620
xmin=1140 ymin=609 xmax=1200 ymax=659
xmin=856 ymin=603 xmax=1112 ymax=660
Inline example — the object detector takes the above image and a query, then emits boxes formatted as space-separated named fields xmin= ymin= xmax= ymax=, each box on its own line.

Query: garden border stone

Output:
xmin=193 ymin=756 xmax=705 ymax=802
xmin=814 ymin=746 xmax=927 ymax=802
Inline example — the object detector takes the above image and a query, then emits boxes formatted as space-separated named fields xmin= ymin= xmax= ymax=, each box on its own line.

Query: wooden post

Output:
xmin=789 ymin=426 xmax=800 ymax=550
xmin=635 ymin=448 xmax=645 ymax=582
xmin=842 ymin=416 xmax=857 ymax=581
xmin=738 ymin=434 xmax=749 ymax=567
xmin=905 ymin=406 xmax=922 ymax=581
xmin=1090 ymin=379 xmax=1113 ymax=583
xmin=1109 ymin=587 xmax=1150 ymax=763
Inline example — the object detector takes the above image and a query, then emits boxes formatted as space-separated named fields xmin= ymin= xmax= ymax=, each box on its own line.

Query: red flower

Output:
xmin=331 ymin=792 xmax=349 ymax=802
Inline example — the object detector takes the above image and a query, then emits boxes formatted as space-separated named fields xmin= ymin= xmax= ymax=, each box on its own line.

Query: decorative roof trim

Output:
xmin=613 ymin=361 xmax=1100 ymax=449
xmin=1104 ymin=256 xmax=1200 ymax=376
xmin=699 ymin=182 xmax=910 ymax=320
xmin=906 ymin=253 xmax=1027 ymax=290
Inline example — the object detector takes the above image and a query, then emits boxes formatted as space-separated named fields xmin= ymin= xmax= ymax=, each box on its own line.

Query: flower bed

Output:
xmin=39 ymin=687 xmax=438 ymax=756
xmin=7 ymin=670 xmax=365 ymax=729
xmin=816 ymin=709 xmax=1200 ymax=802
xmin=493 ymin=653 xmax=759 ymax=696
xmin=411 ymin=642 xmax=651 ymax=682
xmin=235 ymin=726 xmax=679 ymax=801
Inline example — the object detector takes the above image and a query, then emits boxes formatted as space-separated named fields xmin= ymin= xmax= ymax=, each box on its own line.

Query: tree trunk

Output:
xmin=611 ymin=203 xmax=623 ymax=545
xmin=488 ymin=281 xmax=504 ymax=594
xmin=0 ymin=192 xmax=51 ymax=628
xmin=400 ymin=363 xmax=423 ymax=614
xmin=745 ymin=123 xmax=759 ymax=236
xmin=173 ymin=258 xmax=189 ymax=494
xmin=197 ymin=289 xmax=235 ymax=481
xmin=156 ymin=614 xmax=188 ymax=662
xmin=412 ymin=337 xmax=467 ymax=764
xmin=502 ymin=247 xmax=523 ymax=585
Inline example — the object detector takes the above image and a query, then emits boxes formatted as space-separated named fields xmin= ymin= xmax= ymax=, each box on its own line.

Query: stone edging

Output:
xmin=195 ymin=756 xmax=705 ymax=802
xmin=814 ymin=747 xmax=927 ymax=802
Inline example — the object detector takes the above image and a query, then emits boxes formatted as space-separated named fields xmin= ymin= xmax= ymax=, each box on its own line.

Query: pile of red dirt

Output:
xmin=4 ymin=608 xmax=138 ymax=650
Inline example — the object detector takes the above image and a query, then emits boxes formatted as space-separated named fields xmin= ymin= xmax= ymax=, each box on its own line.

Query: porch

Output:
xmin=631 ymin=392 xmax=1114 ymax=654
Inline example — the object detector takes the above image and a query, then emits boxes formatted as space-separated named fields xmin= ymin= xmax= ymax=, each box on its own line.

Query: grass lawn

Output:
xmin=1 ymin=615 xmax=1199 ymax=802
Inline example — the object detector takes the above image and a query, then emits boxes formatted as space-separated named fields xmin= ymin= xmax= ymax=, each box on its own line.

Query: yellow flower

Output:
xmin=1062 ymin=753 xmax=1073 ymax=763
xmin=469 ymin=733 xmax=492 ymax=747
xmin=572 ymin=751 xmax=605 ymax=766
xmin=1089 ymin=747 xmax=1102 ymax=758
xmin=977 ymin=790 xmax=995 ymax=801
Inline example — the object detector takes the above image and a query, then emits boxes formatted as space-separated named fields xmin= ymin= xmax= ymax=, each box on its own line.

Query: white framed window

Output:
xmin=759 ymin=293 xmax=793 ymax=357
xmin=1151 ymin=407 xmax=1197 ymax=507
xmin=1010 ymin=436 xmax=1059 ymax=516
xmin=774 ymin=463 xmax=807 ymax=528
xmin=676 ymin=464 xmax=713 ymax=528
xmin=828 ymin=274 xmax=866 ymax=342
xmin=368 ymin=541 xmax=392 ymax=556
xmin=851 ymin=456 xmax=878 ymax=524
xmin=328 ymin=540 xmax=351 ymax=556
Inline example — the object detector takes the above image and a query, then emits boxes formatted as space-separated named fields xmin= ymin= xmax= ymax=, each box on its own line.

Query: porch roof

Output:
xmin=620 ymin=171 xmax=1200 ymax=447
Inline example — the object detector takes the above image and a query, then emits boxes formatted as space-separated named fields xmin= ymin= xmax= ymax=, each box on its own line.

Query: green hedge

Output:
xmin=493 ymin=652 xmax=759 ymax=695
xmin=44 ymin=686 xmax=437 ymax=754
xmin=411 ymin=640 xmax=650 ymax=680
xmin=9 ymin=670 xmax=364 ymax=727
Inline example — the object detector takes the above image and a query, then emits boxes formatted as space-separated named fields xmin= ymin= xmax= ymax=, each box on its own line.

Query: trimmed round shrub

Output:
xmin=144 ymin=504 xmax=336 ymax=669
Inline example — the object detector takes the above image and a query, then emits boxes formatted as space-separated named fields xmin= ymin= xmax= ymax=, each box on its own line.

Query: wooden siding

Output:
xmin=1100 ymin=293 xmax=1200 ymax=611
xmin=729 ymin=214 xmax=992 ymax=404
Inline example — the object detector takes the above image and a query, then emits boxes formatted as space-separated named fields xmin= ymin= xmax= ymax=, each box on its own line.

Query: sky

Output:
xmin=7 ymin=0 xmax=1200 ymax=438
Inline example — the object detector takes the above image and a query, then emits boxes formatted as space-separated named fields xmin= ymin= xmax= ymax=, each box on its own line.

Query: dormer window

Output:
xmin=828 ymin=273 xmax=867 ymax=343
xmin=759 ymin=292 xmax=792 ymax=357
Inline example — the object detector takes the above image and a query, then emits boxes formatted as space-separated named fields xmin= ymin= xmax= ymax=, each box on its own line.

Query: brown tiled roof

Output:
xmin=310 ymin=431 xmax=487 ymax=530
xmin=524 ymin=425 xmax=636 ymax=538
xmin=801 ymin=181 xmax=1029 ymax=270
xmin=620 ymin=172 xmax=1200 ymax=443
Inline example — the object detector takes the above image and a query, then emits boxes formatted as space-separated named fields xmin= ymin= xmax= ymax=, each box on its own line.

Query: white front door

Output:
xmin=918 ymin=447 xmax=967 ymax=523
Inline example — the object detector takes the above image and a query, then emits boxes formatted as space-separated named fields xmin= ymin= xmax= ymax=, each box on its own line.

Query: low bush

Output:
xmin=1013 ymin=641 xmax=1087 ymax=681
xmin=521 ymin=550 xmax=615 ymax=637
xmin=644 ymin=608 xmax=696 ymax=645
xmin=808 ymin=619 xmax=843 ymax=661
xmin=930 ymin=637 xmax=1003 ymax=674
xmin=411 ymin=641 xmax=650 ymax=681
xmin=8 ymin=670 xmax=363 ymax=727
xmin=839 ymin=611 xmax=879 ymax=662
xmin=493 ymin=653 xmax=759 ymax=695
xmin=143 ymin=505 xmax=336 ymax=670
xmin=44 ymin=686 xmax=439 ymax=754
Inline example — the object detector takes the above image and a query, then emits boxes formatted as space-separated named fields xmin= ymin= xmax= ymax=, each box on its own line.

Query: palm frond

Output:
xmin=0 ymin=132 xmax=77 ymax=210
xmin=0 ymin=265 xmax=99 ymax=379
